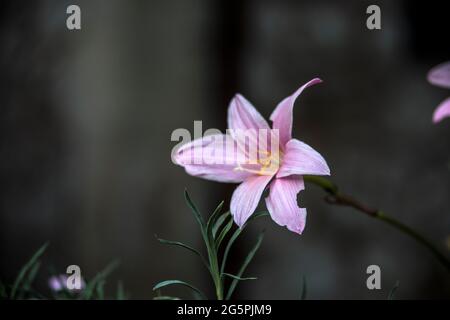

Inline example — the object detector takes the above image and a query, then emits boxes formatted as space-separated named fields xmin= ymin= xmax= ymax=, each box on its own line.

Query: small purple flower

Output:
xmin=48 ymin=275 xmax=85 ymax=292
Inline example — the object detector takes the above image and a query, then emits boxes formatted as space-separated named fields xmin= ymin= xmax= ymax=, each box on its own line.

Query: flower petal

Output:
xmin=173 ymin=134 xmax=253 ymax=183
xmin=227 ymin=94 xmax=270 ymax=132
xmin=270 ymin=78 xmax=322 ymax=149
xmin=230 ymin=175 xmax=273 ymax=227
xmin=277 ymin=139 xmax=330 ymax=178
xmin=227 ymin=94 xmax=272 ymax=161
xmin=265 ymin=176 xmax=306 ymax=234
xmin=427 ymin=61 xmax=450 ymax=89
xmin=433 ymin=96 xmax=450 ymax=123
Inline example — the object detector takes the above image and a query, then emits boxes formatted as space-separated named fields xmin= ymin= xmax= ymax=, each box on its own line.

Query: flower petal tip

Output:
xmin=231 ymin=94 xmax=242 ymax=104
xmin=291 ymin=227 xmax=304 ymax=235
xmin=232 ymin=215 xmax=244 ymax=229
xmin=427 ymin=61 xmax=450 ymax=89
xmin=286 ymin=223 xmax=305 ymax=235
xmin=300 ymin=78 xmax=323 ymax=92
xmin=433 ymin=115 xmax=448 ymax=124
xmin=432 ymin=97 xmax=450 ymax=124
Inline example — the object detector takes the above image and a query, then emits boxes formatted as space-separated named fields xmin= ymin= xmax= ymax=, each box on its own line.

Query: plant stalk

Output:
xmin=304 ymin=175 xmax=450 ymax=272
xmin=202 ymin=231 xmax=223 ymax=300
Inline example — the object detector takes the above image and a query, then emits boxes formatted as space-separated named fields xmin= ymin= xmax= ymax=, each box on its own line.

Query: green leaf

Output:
xmin=11 ymin=242 xmax=49 ymax=299
xmin=26 ymin=261 xmax=41 ymax=286
xmin=192 ymin=291 xmax=204 ymax=300
xmin=221 ymin=273 xmax=257 ymax=281
xmin=300 ymin=275 xmax=307 ymax=300
xmin=183 ymin=193 xmax=224 ymax=298
xmin=215 ymin=217 xmax=233 ymax=250
xmin=116 ymin=281 xmax=125 ymax=300
xmin=220 ymin=211 xmax=269 ymax=274
xmin=153 ymin=296 xmax=181 ymax=300
xmin=212 ymin=211 xmax=231 ymax=238
xmin=388 ymin=281 xmax=399 ymax=300
xmin=152 ymin=280 xmax=206 ymax=300
xmin=204 ymin=201 xmax=226 ymax=297
xmin=184 ymin=189 xmax=205 ymax=229
xmin=225 ymin=232 xmax=264 ymax=300
xmin=206 ymin=201 xmax=224 ymax=240
xmin=156 ymin=236 xmax=209 ymax=271
xmin=17 ymin=261 xmax=41 ymax=299
xmin=81 ymin=261 xmax=119 ymax=300
xmin=96 ymin=280 xmax=105 ymax=300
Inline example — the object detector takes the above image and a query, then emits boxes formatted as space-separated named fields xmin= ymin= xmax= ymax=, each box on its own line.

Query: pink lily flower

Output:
xmin=427 ymin=61 xmax=450 ymax=123
xmin=174 ymin=78 xmax=330 ymax=234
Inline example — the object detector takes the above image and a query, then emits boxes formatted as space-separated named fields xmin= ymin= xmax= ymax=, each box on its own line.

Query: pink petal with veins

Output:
xmin=230 ymin=175 xmax=273 ymax=227
xmin=265 ymin=176 xmax=307 ymax=234
xmin=174 ymin=134 xmax=253 ymax=183
xmin=227 ymin=94 xmax=270 ymax=132
xmin=277 ymin=139 xmax=330 ymax=178
xmin=270 ymin=78 xmax=322 ymax=149
xmin=227 ymin=94 xmax=270 ymax=153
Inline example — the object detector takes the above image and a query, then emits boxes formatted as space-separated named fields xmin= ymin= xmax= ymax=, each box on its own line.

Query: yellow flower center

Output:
xmin=234 ymin=149 xmax=283 ymax=176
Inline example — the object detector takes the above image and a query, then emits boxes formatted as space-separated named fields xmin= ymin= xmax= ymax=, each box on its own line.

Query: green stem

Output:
xmin=376 ymin=212 xmax=450 ymax=270
xmin=216 ymin=281 xmax=223 ymax=300
xmin=202 ymin=231 xmax=223 ymax=300
xmin=211 ymin=255 xmax=223 ymax=300
xmin=304 ymin=175 xmax=450 ymax=272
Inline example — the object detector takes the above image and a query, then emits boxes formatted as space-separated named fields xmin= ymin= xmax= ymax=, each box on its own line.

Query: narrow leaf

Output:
xmin=222 ymin=273 xmax=257 ymax=281
xmin=192 ymin=291 xmax=204 ymax=300
xmin=388 ymin=281 xmax=399 ymax=300
xmin=96 ymin=279 xmax=105 ymax=300
xmin=26 ymin=261 xmax=41 ymax=286
xmin=116 ymin=281 xmax=125 ymax=300
xmin=184 ymin=189 xmax=205 ymax=229
xmin=11 ymin=242 xmax=48 ymax=299
xmin=204 ymin=201 xmax=226 ymax=289
xmin=220 ymin=211 xmax=269 ymax=274
xmin=206 ymin=201 xmax=224 ymax=240
xmin=153 ymin=296 xmax=181 ymax=300
xmin=215 ymin=217 xmax=233 ymax=250
xmin=153 ymin=280 xmax=206 ymax=300
xmin=226 ymin=232 xmax=264 ymax=300
xmin=81 ymin=261 xmax=119 ymax=300
xmin=213 ymin=211 xmax=231 ymax=238
xmin=156 ymin=236 xmax=209 ymax=271
xmin=18 ymin=261 xmax=41 ymax=299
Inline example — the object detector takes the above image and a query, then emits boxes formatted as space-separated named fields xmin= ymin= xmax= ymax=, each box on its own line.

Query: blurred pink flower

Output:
xmin=427 ymin=61 xmax=450 ymax=123
xmin=174 ymin=78 xmax=330 ymax=234
xmin=48 ymin=275 xmax=85 ymax=292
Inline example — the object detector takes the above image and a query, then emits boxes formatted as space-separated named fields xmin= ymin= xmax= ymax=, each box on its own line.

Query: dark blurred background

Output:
xmin=1 ymin=0 xmax=449 ymax=299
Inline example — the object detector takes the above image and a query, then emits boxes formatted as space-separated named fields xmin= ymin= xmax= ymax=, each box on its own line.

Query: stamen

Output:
xmin=234 ymin=149 xmax=283 ymax=176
